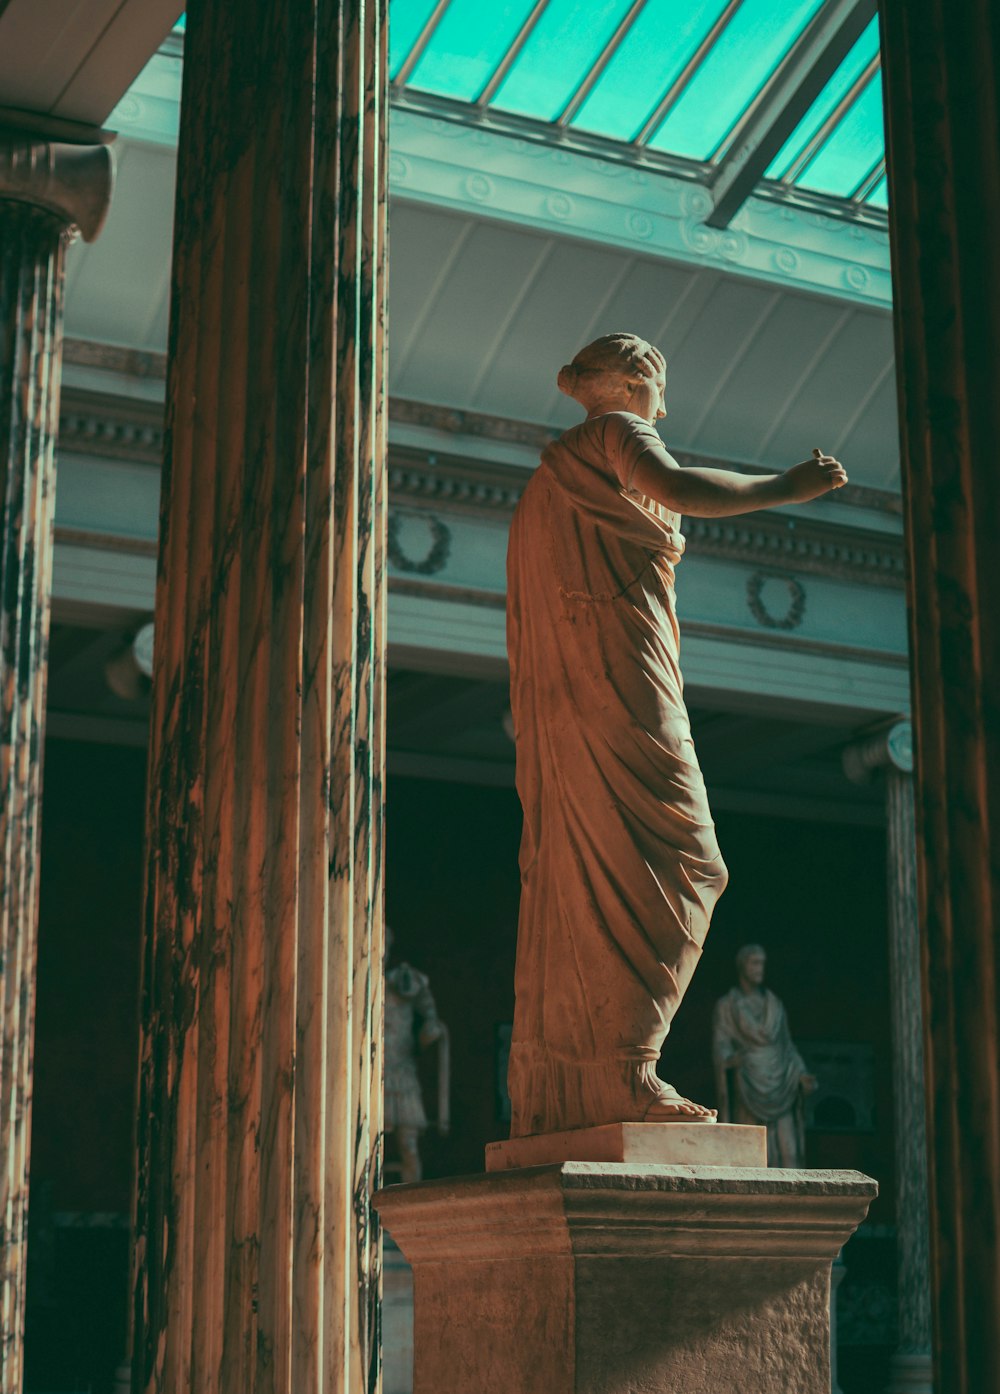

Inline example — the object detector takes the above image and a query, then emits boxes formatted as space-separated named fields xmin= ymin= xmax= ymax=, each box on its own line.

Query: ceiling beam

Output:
xmin=705 ymin=0 xmax=877 ymax=230
xmin=0 ymin=0 xmax=182 ymax=127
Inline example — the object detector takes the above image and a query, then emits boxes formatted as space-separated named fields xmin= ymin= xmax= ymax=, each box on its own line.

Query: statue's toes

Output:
xmin=644 ymin=1090 xmax=717 ymax=1124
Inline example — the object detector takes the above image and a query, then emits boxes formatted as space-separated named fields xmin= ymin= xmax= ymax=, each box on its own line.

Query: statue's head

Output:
xmin=735 ymin=943 xmax=766 ymax=986
xmin=557 ymin=332 xmax=666 ymax=424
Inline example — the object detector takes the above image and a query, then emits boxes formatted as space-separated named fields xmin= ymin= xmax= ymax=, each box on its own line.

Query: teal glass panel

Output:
xmin=570 ymin=0 xmax=731 ymax=142
xmin=173 ymin=12 xmax=186 ymax=30
xmin=408 ymin=0 xmax=541 ymax=101
xmin=390 ymin=0 xmax=445 ymax=79
xmin=491 ymin=0 xmax=637 ymax=122
xmin=765 ymin=16 xmax=880 ymax=179
xmin=647 ymin=0 xmax=825 ymax=160
xmin=866 ymin=174 xmax=889 ymax=209
xmin=796 ymin=66 xmax=884 ymax=197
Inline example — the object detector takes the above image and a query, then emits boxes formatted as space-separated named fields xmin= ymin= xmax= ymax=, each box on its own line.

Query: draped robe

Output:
xmin=506 ymin=411 xmax=728 ymax=1137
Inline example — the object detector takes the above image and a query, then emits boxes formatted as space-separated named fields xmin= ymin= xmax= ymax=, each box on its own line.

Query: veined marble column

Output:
xmin=879 ymin=2 xmax=1000 ymax=1389
xmin=0 ymin=136 xmax=112 ymax=1394
xmin=845 ymin=722 xmax=932 ymax=1392
xmin=130 ymin=0 xmax=388 ymax=1391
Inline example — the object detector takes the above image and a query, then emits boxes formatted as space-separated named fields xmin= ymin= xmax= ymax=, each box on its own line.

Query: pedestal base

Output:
xmin=487 ymin=1121 xmax=765 ymax=1170
xmin=886 ymin=1351 xmax=934 ymax=1393
xmin=376 ymin=1163 xmax=877 ymax=1394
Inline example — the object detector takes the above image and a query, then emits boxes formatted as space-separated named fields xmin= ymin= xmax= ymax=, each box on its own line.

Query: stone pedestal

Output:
xmin=376 ymin=1163 xmax=876 ymax=1394
xmin=487 ymin=1121 xmax=766 ymax=1170
xmin=383 ymin=1239 xmax=415 ymax=1394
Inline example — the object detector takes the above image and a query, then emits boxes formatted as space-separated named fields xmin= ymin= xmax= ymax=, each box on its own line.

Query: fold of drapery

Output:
xmin=507 ymin=412 xmax=728 ymax=1137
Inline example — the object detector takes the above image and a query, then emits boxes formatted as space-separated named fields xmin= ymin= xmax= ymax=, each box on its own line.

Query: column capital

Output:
xmin=0 ymin=136 xmax=114 ymax=242
xmin=843 ymin=717 xmax=913 ymax=784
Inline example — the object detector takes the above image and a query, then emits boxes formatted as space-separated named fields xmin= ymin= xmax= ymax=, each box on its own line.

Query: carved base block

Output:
xmin=486 ymin=1121 xmax=765 ymax=1171
xmin=375 ymin=1163 xmax=877 ymax=1394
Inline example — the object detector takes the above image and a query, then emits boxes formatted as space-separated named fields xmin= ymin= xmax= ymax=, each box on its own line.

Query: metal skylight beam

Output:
xmin=632 ymin=0 xmax=746 ymax=148
xmin=705 ymin=0 xmax=877 ymax=228
xmin=476 ymin=0 xmax=552 ymax=107
xmin=555 ymin=0 xmax=649 ymax=127
xmin=781 ymin=51 xmax=880 ymax=185
xmin=851 ymin=155 xmax=886 ymax=202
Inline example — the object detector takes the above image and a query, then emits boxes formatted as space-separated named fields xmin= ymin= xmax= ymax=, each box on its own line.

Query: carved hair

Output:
xmin=557 ymin=332 xmax=666 ymax=410
xmin=735 ymin=943 xmax=766 ymax=974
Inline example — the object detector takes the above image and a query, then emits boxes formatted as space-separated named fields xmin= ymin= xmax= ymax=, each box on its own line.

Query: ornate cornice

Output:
xmin=388 ymin=397 xmax=556 ymax=452
xmin=55 ymin=378 xmax=906 ymax=590
xmin=0 ymin=139 xmax=114 ymax=241
xmin=64 ymin=338 xmax=167 ymax=379
xmin=684 ymin=513 xmax=905 ymax=588
xmin=59 ymin=388 xmax=165 ymax=465
xmin=388 ymin=447 xmax=526 ymax=513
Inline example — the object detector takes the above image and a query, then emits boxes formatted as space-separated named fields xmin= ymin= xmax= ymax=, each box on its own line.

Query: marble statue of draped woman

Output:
xmin=505 ymin=333 xmax=847 ymax=1138
xmin=507 ymin=407 xmax=727 ymax=1135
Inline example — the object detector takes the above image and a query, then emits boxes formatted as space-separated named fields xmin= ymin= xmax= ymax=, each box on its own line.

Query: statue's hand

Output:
xmin=800 ymin=1073 xmax=818 ymax=1094
xmin=781 ymin=448 xmax=847 ymax=503
xmin=419 ymin=1021 xmax=444 ymax=1048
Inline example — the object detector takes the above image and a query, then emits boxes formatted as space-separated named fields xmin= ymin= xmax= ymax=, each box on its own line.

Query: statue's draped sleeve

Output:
xmin=506 ymin=412 xmax=728 ymax=1136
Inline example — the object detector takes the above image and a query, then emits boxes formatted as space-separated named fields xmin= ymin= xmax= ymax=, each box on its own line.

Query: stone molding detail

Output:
xmin=688 ymin=515 xmax=904 ymax=585
xmin=54 ymin=378 xmax=906 ymax=591
xmin=0 ymin=140 xmax=114 ymax=241
xmin=59 ymin=389 xmax=165 ymax=465
xmin=387 ymin=510 xmax=451 ymax=575
xmin=746 ymin=572 xmax=807 ymax=630
xmin=378 ymin=1163 xmax=877 ymax=1264
xmin=390 ymin=103 xmax=893 ymax=307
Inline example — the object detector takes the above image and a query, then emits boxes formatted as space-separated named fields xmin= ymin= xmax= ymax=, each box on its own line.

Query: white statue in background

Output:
xmin=384 ymin=928 xmax=449 ymax=1184
xmin=712 ymin=944 xmax=816 ymax=1167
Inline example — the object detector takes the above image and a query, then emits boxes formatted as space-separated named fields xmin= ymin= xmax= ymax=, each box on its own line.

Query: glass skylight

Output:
xmin=794 ymin=60 xmax=884 ymax=196
xmin=407 ymin=0 xmax=540 ymax=101
xmin=390 ymin=0 xmax=442 ymax=80
xmin=490 ymin=0 xmax=638 ymax=124
xmin=646 ymin=0 xmax=824 ymax=160
xmin=390 ymin=0 xmax=890 ymax=219
xmin=569 ymin=0 xmax=735 ymax=143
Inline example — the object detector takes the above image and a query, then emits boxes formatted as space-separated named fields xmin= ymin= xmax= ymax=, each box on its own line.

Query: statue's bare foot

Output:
xmin=643 ymin=1081 xmax=717 ymax=1123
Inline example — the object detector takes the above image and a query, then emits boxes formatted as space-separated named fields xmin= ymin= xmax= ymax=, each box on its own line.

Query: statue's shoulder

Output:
xmin=713 ymin=987 xmax=740 ymax=1015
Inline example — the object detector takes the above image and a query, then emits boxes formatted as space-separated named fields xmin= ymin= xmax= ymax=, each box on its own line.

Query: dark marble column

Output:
xmin=0 ymin=136 xmax=112 ymax=1394
xmin=879 ymin=3 xmax=1000 ymax=1389
xmin=130 ymin=0 xmax=388 ymax=1390
xmin=846 ymin=722 xmax=933 ymax=1392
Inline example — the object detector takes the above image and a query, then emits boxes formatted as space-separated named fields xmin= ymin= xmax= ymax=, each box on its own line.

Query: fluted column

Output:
xmin=0 ymin=136 xmax=112 ymax=1394
xmin=130 ymin=0 xmax=388 ymax=1391
xmin=844 ymin=721 xmax=932 ymax=1392
xmin=879 ymin=3 xmax=1000 ymax=1390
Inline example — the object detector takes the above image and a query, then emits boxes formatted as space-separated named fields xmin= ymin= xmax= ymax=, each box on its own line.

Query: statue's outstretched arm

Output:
xmin=630 ymin=442 xmax=847 ymax=518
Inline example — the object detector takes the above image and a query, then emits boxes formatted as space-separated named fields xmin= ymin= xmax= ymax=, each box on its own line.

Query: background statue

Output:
xmin=384 ymin=929 xmax=449 ymax=1183
xmin=506 ymin=332 xmax=846 ymax=1136
xmin=712 ymin=943 xmax=817 ymax=1166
